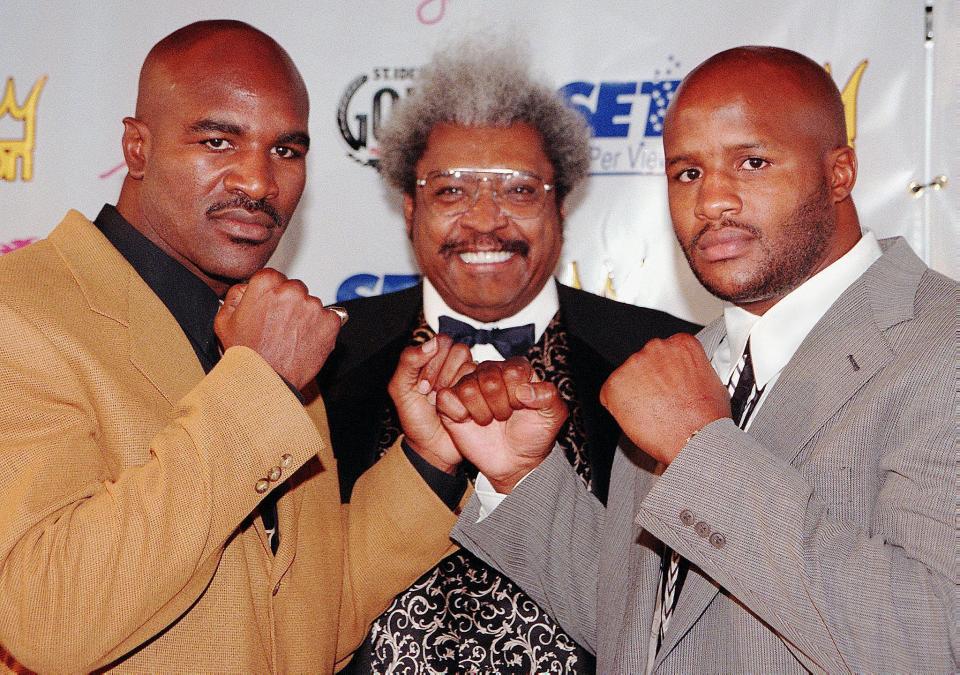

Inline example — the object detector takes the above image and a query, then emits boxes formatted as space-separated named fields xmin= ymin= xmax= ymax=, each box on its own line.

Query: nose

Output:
xmin=223 ymin=150 xmax=279 ymax=201
xmin=695 ymin=170 xmax=742 ymax=221
xmin=457 ymin=181 xmax=508 ymax=232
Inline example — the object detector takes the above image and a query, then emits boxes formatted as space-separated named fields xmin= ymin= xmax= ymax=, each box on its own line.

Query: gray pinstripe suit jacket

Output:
xmin=452 ymin=238 xmax=957 ymax=673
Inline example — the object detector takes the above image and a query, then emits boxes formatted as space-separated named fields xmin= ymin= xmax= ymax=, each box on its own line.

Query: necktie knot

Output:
xmin=438 ymin=315 xmax=535 ymax=358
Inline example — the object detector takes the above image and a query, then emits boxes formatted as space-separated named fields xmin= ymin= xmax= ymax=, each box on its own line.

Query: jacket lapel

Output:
xmin=50 ymin=210 xmax=204 ymax=407
xmin=746 ymin=240 xmax=921 ymax=465
xmin=127 ymin=280 xmax=206 ymax=405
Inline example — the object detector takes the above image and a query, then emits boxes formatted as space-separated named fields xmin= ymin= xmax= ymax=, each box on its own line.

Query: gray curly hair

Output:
xmin=377 ymin=40 xmax=591 ymax=201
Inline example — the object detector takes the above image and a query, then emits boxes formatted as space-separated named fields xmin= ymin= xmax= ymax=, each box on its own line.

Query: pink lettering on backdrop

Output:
xmin=417 ymin=0 xmax=449 ymax=25
xmin=0 ymin=238 xmax=36 ymax=255
xmin=99 ymin=162 xmax=126 ymax=179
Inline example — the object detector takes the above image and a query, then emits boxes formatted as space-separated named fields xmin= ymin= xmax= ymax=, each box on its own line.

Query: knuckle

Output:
xmin=479 ymin=376 xmax=501 ymax=394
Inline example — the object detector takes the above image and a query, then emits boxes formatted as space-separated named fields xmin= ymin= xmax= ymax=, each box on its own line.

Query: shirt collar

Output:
xmin=721 ymin=230 xmax=883 ymax=387
xmin=93 ymin=204 xmax=222 ymax=370
xmin=423 ymin=277 xmax=559 ymax=342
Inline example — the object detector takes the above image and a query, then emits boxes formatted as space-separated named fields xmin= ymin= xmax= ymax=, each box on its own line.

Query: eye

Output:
xmin=273 ymin=145 xmax=303 ymax=159
xmin=675 ymin=167 xmax=701 ymax=183
xmin=202 ymin=138 xmax=232 ymax=151
xmin=740 ymin=157 xmax=769 ymax=171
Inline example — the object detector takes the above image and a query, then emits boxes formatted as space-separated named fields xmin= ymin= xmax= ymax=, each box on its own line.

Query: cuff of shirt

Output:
xmin=473 ymin=469 xmax=536 ymax=521
xmin=401 ymin=438 xmax=468 ymax=511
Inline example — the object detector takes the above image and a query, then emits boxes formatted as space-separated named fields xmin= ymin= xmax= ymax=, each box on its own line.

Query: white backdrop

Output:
xmin=2 ymin=1 xmax=956 ymax=325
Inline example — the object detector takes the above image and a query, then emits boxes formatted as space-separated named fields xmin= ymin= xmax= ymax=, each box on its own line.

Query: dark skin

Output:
xmin=405 ymin=123 xmax=565 ymax=324
xmin=423 ymin=47 xmax=866 ymax=487
xmin=604 ymin=47 xmax=863 ymax=466
xmin=115 ymin=21 xmax=342 ymax=391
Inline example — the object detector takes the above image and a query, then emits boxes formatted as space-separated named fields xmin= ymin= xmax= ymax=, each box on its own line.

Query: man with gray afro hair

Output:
xmin=319 ymin=38 xmax=697 ymax=675
xmin=378 ymin=40 xmax=591 ymax=202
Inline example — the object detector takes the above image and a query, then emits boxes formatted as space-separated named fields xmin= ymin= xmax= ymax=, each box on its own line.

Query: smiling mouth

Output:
xmin=459 ymin=250 xmax=515 ymax=264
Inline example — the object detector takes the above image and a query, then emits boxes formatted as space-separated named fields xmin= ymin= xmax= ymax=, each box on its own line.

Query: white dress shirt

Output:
xmin=711 ymin=230 xmax=882 ymax=426
xmin=423 ymin=277 xmax=559 ymax=362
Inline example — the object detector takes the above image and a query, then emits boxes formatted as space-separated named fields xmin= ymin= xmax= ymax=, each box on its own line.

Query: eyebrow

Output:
xmin=188 ymin=120 xmax=310 ymax=149
xmin=665 ymin=143 xmax=771 ymax=168
xmin=276 ymin=131 xmax=310 ymax=149
xmin=189 ymin=119 xmax=244 ymax=136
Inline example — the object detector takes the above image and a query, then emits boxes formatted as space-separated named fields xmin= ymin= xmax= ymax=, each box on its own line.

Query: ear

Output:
xmin=827 ymin=145 xmax=857 ymax=203
xmin=121 ymin=117 xmax=150 ymax=180
xmin=403 ymin=193 xmax=415 ymax=239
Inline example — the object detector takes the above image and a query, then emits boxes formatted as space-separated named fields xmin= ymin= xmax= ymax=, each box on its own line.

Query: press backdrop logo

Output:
xmin=826 ymin=60 xmax=869 ymax=148
xmin=1 ymin=76 xmax=47 ymax=182
xmin=561 ymin=56 xmax=683 ymax=177
xmin=337 ymin=67 xmax=417 ymax=168
xmin=561 ymin=57 xmax=868 ymax=179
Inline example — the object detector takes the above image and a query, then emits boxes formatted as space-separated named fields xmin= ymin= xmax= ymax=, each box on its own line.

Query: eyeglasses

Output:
xmin=415 ymin=168 xmax=554 ymax=220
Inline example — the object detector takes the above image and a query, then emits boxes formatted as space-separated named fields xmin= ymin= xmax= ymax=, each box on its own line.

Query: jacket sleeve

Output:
xmin=333 ymin=440 xmax=463 ymax=667
xmin=0 ymin=302 xmax=324 ymax=672
xmin=451 ymin=447 xmax=605 ymax=654
xmin=636 ymin=356 xmax=956 ymax=674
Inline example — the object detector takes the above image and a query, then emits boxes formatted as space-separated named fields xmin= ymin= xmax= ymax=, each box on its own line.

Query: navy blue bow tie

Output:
xmin=438 ymin=315 xmax=535 ymax=359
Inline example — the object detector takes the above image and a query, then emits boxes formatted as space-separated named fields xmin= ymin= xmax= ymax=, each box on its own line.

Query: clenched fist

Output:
xmin=436 ymin=359 xmax=568 ymax=493
xmin=600 ymin=333 xmax=730 ymax=466
xmin=214 ymin=268 xmax=343 ymax=391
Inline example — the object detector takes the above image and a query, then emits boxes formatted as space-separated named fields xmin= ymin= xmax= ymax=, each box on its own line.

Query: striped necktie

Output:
xmin=655 ymin=339 xmax=763 ymax=653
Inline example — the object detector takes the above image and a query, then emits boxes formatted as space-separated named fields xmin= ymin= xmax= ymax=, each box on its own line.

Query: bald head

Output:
xmin=136 ymin=20 xmax=308 ymax=122
xmin=116 ymin=21 xmax=311 ymax=296
xmin=669 ymin=46 xmax=847 ymax=152
xmin=662 ymin=45 xmax=862 ymax=314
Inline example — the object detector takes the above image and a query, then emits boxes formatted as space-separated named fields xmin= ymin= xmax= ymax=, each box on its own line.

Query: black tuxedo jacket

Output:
xmin=318 ymin=282 xmax=699 ymax=504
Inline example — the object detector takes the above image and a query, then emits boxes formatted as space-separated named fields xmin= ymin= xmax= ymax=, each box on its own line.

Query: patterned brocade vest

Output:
xmin=363 ymin=312 xmax=595 ymax=674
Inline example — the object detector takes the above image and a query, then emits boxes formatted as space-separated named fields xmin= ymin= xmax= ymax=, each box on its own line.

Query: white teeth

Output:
xmin=459 ymin=251 xmax=514 ymax=264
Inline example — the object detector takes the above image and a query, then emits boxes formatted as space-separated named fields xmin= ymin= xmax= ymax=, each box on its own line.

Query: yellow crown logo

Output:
xmin=825 ymin=60 xmax=869 ymax=148
xmin=1 ymin=76 xmax=48 ymax=182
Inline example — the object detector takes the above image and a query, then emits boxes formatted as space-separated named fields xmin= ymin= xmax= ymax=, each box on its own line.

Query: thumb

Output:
xmin=222 ymin=282 xmax=247 ymax=309
xmin=516 ymin=382 xmax=568 ymax=422
xmin=391 ymin=337 xmax=441 ymax=394
xmin=214 ymin=283 xmax=247 ymax=338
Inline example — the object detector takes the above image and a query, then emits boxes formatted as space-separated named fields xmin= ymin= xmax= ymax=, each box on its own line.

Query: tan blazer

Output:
xmin=0 ymin=211 xmax=460 ymax=673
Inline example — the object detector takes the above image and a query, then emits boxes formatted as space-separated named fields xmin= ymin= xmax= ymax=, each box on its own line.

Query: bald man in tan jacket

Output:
xmin=0 ymin=21 xmax=465 ymax=673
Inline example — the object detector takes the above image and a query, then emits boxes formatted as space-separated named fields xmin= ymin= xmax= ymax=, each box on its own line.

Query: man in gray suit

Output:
xmin=411 ymin=46 xmax=957 ymax=672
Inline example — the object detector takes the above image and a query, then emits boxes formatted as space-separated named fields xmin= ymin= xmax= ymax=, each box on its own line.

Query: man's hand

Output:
xmin=436 ymin=359 xmax=568 ymax=493
xmin=214 ymin=268 xmax=343 ymax=391
xmin=600 ymin=333 xmax=730 ymax=466
xmin=389 ymin=334 xmax=475 ymax=474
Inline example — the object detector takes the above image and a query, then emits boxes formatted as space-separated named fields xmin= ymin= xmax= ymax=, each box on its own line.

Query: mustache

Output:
xmin=206 ymin=196 xmax=283 ymax=228
xmin=689 ymin=219 xmax=761 ymax=250
xmin=438 ymin=236 xmax=530 ymax=257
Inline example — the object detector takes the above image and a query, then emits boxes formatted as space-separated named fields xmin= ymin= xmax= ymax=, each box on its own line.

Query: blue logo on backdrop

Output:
xmin=337 ymin=273 xmax=420 ymax=302
xmin=559 ymin=55 xmax=683 ymax=176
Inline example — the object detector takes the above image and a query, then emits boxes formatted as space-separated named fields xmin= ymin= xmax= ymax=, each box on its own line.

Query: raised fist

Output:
xmin=436 ymin=359 xmax=567 ymax=493
xmin=214 ymin=268 xmax=344 ymax=391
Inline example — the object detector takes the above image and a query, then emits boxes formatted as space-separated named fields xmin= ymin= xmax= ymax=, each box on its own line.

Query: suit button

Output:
xmin=709 ymin=532 xmax=726 ymax=549
xmin=267 ymin=466 xmax=282 ymax=482
xmin=281 ymin=453 xmax=294 ymax=468
xmin=694 ymin=521 xmax=711 ymax=538
xmin=273 ymin=582 xmax=281 ymax=596
xmin=255 ymin=479 xmax=270 ymax=494
xmin=679 ymin=509 xmax=695 ymax=526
